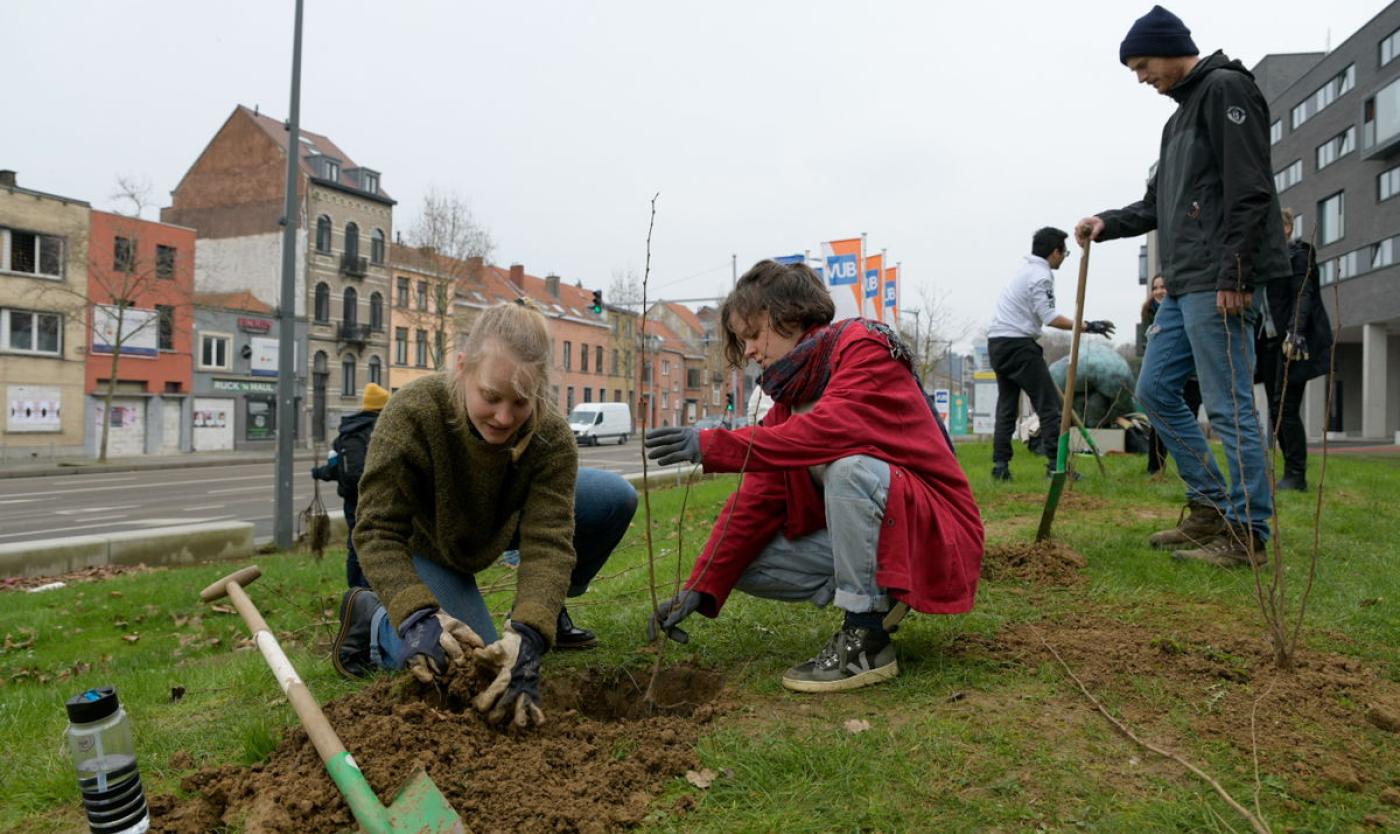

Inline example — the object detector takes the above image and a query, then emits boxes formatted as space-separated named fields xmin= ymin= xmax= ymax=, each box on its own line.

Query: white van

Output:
xmin=568 ymin=402 xmax=632 ymax=446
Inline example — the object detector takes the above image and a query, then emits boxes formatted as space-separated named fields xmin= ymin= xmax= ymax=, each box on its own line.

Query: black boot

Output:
xmin=555 ymin=606 xmax=597 ymax=650
xmin=1276 ymin=471 xmax=1308 ymax=492
xmin=332 ymin=587 xmax=380 ymax=679
xmin=991 ymin=464 xmax=1012 ymax=482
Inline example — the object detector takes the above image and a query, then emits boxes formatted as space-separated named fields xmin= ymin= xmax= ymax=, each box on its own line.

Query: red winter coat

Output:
xmin=689 ymin=323 xmax=984 ymax=617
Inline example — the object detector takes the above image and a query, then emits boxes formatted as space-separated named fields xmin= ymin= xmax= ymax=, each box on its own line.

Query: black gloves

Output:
xmin=1084 ymin=320 xmax=1116 ymax=337
xmin=472 ymin=621 xmax=547 ymax=728
xmin=647 ymin=589 xmax=709 ymax=643
xmin=397 ymin=608 xmax=484 ymax=683
xmin=644 ymin=427 xmax=703 ymax=466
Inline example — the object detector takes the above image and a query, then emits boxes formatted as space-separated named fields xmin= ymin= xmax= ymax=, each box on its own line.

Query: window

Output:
xmin=1 ymin=309 xmax=62 ymax=356
xmin=1381 ymin=165 xmax=1400 ymax=202
xmin=325 ymin=159 xmax=341 ymax=182
xmin=616 ymin=389 xmax=623 ymax=403
xmin=1274 ymin=159 xmax=1303 ymax=193
xmin=397 ymin=277 xmax=409 ymax=307
xmin=156 ymin=304 xmax=174 ymax=351
xmin=1270 ymin=119 xmax=1282 ymax=145
xmin=687 ymin=368 xmax=702 ymax=388
xmin=370 ymin=228 xmax=385 ymax=264
xmin=581 ymin=343 xmax=589 ymax=372
xmin=156 ymin=245 xmax=176 ymax=279
xmin=566 ymin=387 xmax=575 ymax=411
xmin=416 ymin=280 xmax=428 ymax=311
xmin=415 ymin=329 xmax=427 ymax=367
xmin=1292 ymin=214 xmax=1305 ymax=242
xmin=245 ymin=397 xmax=276 ymax=441
xmin=662 ymin=359 xmax=670 ymax=376
xmin=343 ymin=285 xmax=358 ymax=326
xmin=1291 ymin=64 xmax=1354 ymax=129
xmin=1383 ymin=25 xmax=1400 ymax=67
xmin=583 ymin=387 xmax=592 ymax=403
xmin=344 ymin=222 xmax=360 ymax=261
xmin=1317 ymin=192 xmax=1345 ymax=245
xmin=1 ymin=228 xmax=63 ymax=278
xmin=364 ymin=172 xmax=379 ymax=194
xmin=369 ymin=292 xmax=384 ymax=330
xmin=341 ymin=356 xmax=356 ymax=396
xmin=395 ymin=327 xmax=408 ymax=364
xmin=113 ymin=236 xmax=134 ymax=272
xmin=1315 ymin=126 xmax=1356 ymax=170
xmin=1364 ymin=78 xmax=1400 ymax=151
xmin=598 ymin=389 xmax=607 ymax=402
xmin=563 ymin=341 xmax=572 ymax=370
xmin=314 ymin=282 xmax=330 ymax=322
xmin=612 ymin=349 xmax=620 ymax=374
xmin=1371 ymin=238 xmax=1395 ymax=271
xmin=316 ymin=215 xmax=332 ymax=252
xmin=199 ymin=333 xmax=231 ymax=370
xmin=368 ymin=355 xmax=382 ymax=386
xmin=595 ymin=346 xmax=603 ymax=374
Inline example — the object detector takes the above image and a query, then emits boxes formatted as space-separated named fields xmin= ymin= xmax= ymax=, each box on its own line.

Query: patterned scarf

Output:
xmin=759 ymin=318 xmax=914 ymax=406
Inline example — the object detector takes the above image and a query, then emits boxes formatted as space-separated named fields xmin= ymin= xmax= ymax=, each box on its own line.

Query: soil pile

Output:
xmin=967 ymin=612 xmax=1400 ymax=805
xmin=149 ymin=660 xmax=725 ymax=834
xmin=981 ymin=540 xmax=1087 ymax=585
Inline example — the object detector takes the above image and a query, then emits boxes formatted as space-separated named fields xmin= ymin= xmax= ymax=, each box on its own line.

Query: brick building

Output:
xmin=84 ymin=210 xmax=196 ymax=457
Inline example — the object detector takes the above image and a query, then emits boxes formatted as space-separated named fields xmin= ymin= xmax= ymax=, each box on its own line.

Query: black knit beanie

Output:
xmin=1119 ymin=5 xmax=1199 ymax=65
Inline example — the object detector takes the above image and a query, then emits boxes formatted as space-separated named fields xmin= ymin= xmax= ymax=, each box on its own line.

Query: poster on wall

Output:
xmin=250 ymin=337 xmax=279 ymax=377
xmin=6 ymin=386 xmax=63 ymax=433
xmin=91 ymin=305 xmax=158 ymax=356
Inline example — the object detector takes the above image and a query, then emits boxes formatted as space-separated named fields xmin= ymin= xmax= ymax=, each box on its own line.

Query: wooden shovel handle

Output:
xmin=1059 ymin=239 xmax=1091 ymax=439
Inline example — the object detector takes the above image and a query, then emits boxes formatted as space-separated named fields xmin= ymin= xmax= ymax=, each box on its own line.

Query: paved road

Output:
xmin=0 ymin=441 xmax=663 ymax=546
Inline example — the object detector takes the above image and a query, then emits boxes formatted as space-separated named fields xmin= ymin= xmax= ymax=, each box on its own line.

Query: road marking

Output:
xmin=111 ymin=516 xmax=233 ymax=527
xmin=54 ymin=505 xmax=141 ymax=515
xmin=208 ymin=486 xmax=273 ymax=496
xmin=184 ymin=504 xmax=227 ymax=511
xmin=62 ymin=476 xmax=139 ymax=486
xmin=0 ymin=498 xmax=37 ymax=505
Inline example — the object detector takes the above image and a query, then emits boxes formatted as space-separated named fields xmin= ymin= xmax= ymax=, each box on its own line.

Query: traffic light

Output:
xmin=725 ymin=393 xmax=734 ymax=412
xmin=590 ymin=289 xmax=603 ymax=314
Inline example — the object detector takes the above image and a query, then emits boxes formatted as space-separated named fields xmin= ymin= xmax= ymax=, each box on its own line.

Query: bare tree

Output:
xmin=41 ymin=178 xmax=194 ymax=462
xmin=896 ymin=284 xmax=970 ymax=388
xmin=404 ymin=190 xmax=496 ymax=370
xmin=607 ymin=267 xmax=643 ymax=307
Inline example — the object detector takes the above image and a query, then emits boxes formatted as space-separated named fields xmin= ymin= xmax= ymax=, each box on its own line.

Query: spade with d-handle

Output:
xmin=1037 ymin=238 xmax=1092 ymax=542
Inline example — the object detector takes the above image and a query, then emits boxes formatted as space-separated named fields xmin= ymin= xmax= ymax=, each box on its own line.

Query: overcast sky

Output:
xmin=3 ymin=0 xmax=1390 ymax=350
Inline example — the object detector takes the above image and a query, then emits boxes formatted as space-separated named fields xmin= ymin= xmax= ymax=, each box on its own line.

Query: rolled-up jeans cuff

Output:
xmin=834 ymin=588 xmax=891 ymax=614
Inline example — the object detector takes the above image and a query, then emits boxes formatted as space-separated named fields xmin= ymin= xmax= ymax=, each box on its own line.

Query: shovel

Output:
xmin=201 ymin=566 xmax=469 ymax=834
xmin=1036 ymin=239 xmax=1092 ymax=542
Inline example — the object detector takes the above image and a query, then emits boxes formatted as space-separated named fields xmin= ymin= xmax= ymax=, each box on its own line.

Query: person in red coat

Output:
xmin=644 ymin=260 xmax=984 ymax=693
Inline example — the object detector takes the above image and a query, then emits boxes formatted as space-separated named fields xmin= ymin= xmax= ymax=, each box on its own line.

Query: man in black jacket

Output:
xmin=1256 ymin=209 xmax=1332 ymax=491
xmin=312 ymin=382 xmax=387 ymax=588
xmin=1077 ymin=6 xmax=1290 ymax=568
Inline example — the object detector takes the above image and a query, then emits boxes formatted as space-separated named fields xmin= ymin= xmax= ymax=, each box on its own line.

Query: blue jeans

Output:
xmin=734 ymin=455 xmax=892 ymax=613
xmin=370 ymin=467 xmax=638 ymax=668
xmin=1136 ymin=292 xmax=1272 ymax=540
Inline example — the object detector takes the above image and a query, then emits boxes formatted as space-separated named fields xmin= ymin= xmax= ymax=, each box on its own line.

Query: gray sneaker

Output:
xmin=781 ymin=627 xmax=898 ymax=693
xmin=1149 ymin=500 xmax=1227 ymax=550
xmin=1172 ymin=526 xmax=1268 ymax=568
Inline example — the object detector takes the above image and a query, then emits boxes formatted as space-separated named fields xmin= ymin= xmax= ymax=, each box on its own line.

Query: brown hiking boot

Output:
xmin=1148 ymin=500 xmax=1227 ymax=550
xmin=1172 ymin=526 xmax=1268 ymax=568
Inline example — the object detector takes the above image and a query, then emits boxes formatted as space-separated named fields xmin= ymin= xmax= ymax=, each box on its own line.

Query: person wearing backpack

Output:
xmin=312 ymin=382 xmax=388 ymax=589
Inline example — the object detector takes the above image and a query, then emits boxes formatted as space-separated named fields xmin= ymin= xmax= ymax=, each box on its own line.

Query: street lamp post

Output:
xmin=273 ymin=0 xmax=304 ymax=551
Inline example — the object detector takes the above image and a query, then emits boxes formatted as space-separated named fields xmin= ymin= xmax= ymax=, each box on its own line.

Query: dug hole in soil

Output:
xmin=149 ymin=657 xmax=726 ymax=834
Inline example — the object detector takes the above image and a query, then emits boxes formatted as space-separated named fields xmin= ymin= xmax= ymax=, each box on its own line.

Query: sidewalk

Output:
xmin=0 ymin=449 xmax=320 ymax=479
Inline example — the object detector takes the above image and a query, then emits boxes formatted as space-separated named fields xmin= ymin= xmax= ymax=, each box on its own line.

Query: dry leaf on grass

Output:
xmin=843 ymin=719 xmax=872 ymax=734
xmin=122 ymin=634 xmax=141 ymax=643
xmin=685 ymin=768 xmax=717 ymax=789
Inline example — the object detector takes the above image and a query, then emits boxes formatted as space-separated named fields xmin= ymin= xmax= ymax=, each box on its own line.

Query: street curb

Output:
xmin=0 ymin=521 xmax=256 ymax=579
xmin=0 ymin=452 xmax=319 ymax=480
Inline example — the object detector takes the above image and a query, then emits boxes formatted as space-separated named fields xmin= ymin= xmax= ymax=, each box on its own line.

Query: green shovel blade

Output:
xmin=327 ymin=753 xmax=468 ymax=834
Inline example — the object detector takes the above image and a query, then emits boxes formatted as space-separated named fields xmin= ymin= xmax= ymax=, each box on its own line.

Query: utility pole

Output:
xmin=273 ymin=0 xmax=304 ymax=551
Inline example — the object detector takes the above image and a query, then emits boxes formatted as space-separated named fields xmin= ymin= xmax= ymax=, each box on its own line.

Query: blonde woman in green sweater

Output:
xmin=333 ymin=301 xmax=637 ymax=727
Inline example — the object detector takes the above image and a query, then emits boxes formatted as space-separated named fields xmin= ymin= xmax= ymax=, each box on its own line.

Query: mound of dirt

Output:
xmin=149 ymin=660 xmax=725 ymax=834
xmin=964 ymin=611 xmax=1400 ymax=803
xmin=981 ymin=540 xmax=1087 ymax=585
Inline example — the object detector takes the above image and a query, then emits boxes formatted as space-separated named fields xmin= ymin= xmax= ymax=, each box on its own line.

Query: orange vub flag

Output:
xmin=883 ymin=264 xmax=899 ymax=323
xmin=821 ymin=238 xmax=863 ymax=321
xmin=863 ymin=252 xmax=884 ymax=321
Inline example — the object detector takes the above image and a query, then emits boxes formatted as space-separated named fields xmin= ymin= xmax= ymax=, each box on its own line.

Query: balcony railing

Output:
xmin=338 ymin=322 xmax=372 ymax=345
xmin=340 ymin=254 xmax=368 ymax=278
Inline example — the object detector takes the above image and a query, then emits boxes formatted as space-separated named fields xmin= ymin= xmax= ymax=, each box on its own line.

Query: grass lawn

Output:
xmin=2 ymin=442 xmax=1397 ymax=833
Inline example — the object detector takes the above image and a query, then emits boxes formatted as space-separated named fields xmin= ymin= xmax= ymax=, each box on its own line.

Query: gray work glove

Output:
xmin=1282 ymin=331 xmax=1310 ymax=362
xmin=647 ymin=589 xmax=709 ymax=644
xmin=1083 ymin=320 xmax=1116 ymax=337
xmin=644 ymin=426 xmax=702 ymax=466
xmin=398 ymin=608 xmax=485 ymax=683
xmin=472 ymin=621 xmax=547 ymax=728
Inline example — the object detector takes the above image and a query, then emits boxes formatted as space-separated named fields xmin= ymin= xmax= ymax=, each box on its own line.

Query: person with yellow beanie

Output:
xmin=312 ymin=382 xmax=390 ymax=587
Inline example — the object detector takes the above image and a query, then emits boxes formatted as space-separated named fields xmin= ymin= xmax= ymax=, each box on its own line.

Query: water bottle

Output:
xmin=65 ymin=686 xmax=150 ymax=834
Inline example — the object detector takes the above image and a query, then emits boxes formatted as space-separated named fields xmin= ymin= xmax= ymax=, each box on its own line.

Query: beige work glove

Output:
xmin=471 ymin=621 xmax=547 ymax=728
xmin=397 ymin=608 xmax=485 ymax=684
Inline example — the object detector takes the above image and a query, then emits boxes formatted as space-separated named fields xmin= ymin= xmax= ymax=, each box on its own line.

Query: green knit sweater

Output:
xmin=352 ymin=374 xmax=577 ymax=646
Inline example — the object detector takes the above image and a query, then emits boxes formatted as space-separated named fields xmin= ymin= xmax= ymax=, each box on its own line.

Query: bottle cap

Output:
xmin=66 ymin=686 xmax=120 ymax=724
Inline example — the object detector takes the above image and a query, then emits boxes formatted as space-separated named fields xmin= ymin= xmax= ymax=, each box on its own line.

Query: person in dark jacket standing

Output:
xmin=312 ymin=382 xmax=388 ymax=589
xmin=1077 ymin=5 xmax=1291 ymax=568
xmin=1256 ymin=208 xmax=1331 ymax=491
xmin=987 ymin=227 xmax=1114 ymax=481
